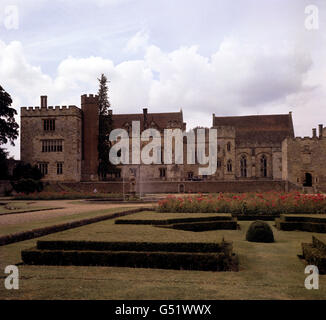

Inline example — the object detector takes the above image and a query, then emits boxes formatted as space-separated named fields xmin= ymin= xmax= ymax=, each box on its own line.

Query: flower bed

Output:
xmin=156 ymin=192 xmax=326 ymax=215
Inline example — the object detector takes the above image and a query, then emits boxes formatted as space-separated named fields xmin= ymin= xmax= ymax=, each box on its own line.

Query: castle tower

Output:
xmin=81 ymin=94 xmax=99 ymax=181
xmin=20 ymin=96 xmax=82 ymax=182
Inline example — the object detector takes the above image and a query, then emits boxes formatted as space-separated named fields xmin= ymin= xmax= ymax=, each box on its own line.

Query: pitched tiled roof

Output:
xmin=213 ymin=113 xmax=294 ymax=145
xmin=111 ymin=110 xmax=185 ymax=131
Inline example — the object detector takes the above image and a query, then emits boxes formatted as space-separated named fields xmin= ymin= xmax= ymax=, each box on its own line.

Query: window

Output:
xmin=43 ymin=119 xmax=55 ymax=131
xmin=57 ymin=162 xmax=63 ymax=175
xmin=240 ymin=155 xmax=247 ymax=177
xmin=260 ymin=155 xmax=267 ymax=177
xmin=38 ymin=163 xmax=48 ymax=176
xmin=227 ymin=142 xmax=231 ymax=152
xmin=187 ymin=172 xmax=194 ymax=180
xmin=217 ymin=159 xmax=222 ymax=168
xmin=159 ymin=168 xmax=166 ymax=178
xmin=227 ymin=159 xmax=232 ymax=172
xmin=42 ymin=140 xmax=63 ymax=152
xmin=303 ymin=173 xmax=312 ymax=187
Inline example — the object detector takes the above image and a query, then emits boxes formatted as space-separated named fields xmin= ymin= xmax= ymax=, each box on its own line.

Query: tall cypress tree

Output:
xmin=97 ymin=74 xmax=114 ymax=179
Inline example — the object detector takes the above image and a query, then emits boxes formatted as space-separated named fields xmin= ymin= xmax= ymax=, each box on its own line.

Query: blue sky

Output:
xmin=0 ymin=0 xmax=325 ymax=158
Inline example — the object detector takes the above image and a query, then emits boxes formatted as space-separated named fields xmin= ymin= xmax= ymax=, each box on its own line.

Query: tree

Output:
xmin=0 ymin=85 xmax=19 ymax=146
xmin=0 ymin=85 xmax=19 ymax=180
xmin=98 ymin=74 xmax=111 ymax=115
xmin=97 ymin=74 xmax=114 ymax=179
xmin=0 ymin=148 xmax=9 ymax=179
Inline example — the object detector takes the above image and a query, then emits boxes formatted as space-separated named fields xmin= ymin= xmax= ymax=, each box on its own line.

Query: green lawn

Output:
xmin=0 ymin=201 xmax=62 ymax=216
xmin=0 ymin=211 xmax=325 ymax=299
xmin=0 ymin=207 xmax=134 ymax=236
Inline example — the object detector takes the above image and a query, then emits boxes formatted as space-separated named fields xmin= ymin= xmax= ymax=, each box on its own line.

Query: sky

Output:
xmin=0 ymin=0 xmax=325 ymax=159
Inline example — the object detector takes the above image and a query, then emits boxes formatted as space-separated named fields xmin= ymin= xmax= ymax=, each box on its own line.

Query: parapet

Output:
xmin=21 ymin=105 xmax=82 ymax=117
xmin=81 ymin=94 xmax=98 ymax=105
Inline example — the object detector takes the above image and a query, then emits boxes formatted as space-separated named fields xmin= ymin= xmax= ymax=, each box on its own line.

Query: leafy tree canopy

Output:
xmin=0 ymin=85 xmax=19 ymax=146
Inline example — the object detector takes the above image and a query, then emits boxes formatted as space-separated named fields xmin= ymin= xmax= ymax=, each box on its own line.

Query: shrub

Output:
xmin=12 ymin=163 xmax=43 ymax=180
xmin=246 ymin=220 xmax=274 ymax=243
xmin=11 ymin=178 xmax=43 ymax=194
xmin=11 ymin=162 xmax=44 ymax=194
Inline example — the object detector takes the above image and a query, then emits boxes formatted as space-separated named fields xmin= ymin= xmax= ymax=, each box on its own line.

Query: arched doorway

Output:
xmin=303 ymin=173 xmax=312 ymax=187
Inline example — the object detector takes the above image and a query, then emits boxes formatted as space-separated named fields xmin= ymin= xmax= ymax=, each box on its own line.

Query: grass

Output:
xmin=0 ymin=211 xmax=326 ymax=299
xmin=0 ymin=202 xmax=62 ymax=215
xmin=0 ymin=206 xmax=134 ymax=237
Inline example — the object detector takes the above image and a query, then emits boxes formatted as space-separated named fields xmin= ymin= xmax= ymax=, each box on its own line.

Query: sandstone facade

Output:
xmin=20 ymin=94 xmax=326 ymax=192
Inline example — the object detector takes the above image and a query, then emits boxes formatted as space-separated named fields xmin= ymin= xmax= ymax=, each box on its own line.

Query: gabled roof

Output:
xmin=213 ymin=113 xmax=294 ymax=145
xmin=111 ymin=110 xmax=185 ymax=131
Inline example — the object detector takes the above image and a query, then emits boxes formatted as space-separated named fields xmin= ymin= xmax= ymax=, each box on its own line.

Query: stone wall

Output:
xmin=60 ymin=180 xmax=286 ymax=194
xmin=21 ymin=99 xmax=82 ymax=182
xmin=282 ymin=131 xmax=326 ymax=192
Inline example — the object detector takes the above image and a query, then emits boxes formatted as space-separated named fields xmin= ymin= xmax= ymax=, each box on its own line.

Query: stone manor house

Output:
xmin=20 ymin=94 xmax=326 ymax=193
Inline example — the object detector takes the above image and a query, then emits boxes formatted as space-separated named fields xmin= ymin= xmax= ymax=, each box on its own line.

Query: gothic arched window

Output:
xmin=260 ymin=155 xmax=267 ymax=177
xmin=227 ymin=159 xmax=232 ymax=172
xmin=240 ymin=155 xmax=247 ymax=177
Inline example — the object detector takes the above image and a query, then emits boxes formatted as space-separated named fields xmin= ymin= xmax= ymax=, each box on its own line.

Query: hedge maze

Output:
xmin=275 ymin=214 xmax=326 ymax=233
xmin=21 ymin=240 xmax=239 ymax=271
xmin=301 ymin=236 xmax=326 ymax=274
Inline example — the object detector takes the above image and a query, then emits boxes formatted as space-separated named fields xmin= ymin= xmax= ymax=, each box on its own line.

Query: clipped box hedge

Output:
xmin=157 ymin=220 xmax=238 ymax=232
xmin=312 ymin=236 xmax=326 ymax=253
xmin=301 ymin=243 xmax=326 ymax=274
xmin=280 ymin=214 xmax=326 ymax=223
xmin=22 ymin=242 xmax=239 ymax=272
xmin=275 ymin=218 xmax=326 ymax=233
xmin=115 ymin=215 xmax=233 ymax=225
xmin=234 ymin=214 xmax=279 ymax=221
xmin=36 ymin=240 xmax=231 ymax=253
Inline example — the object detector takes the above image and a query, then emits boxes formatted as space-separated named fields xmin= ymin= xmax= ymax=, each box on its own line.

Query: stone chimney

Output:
xmin=319 ymin=124 xmax=323 ymax=138
xmin=143 ymin=108 xmax=148 ymax=129
xmin=41 ymin=96 xmax=47 ymax=109
xmin=312 ymin=128 xmax=317 ymax=138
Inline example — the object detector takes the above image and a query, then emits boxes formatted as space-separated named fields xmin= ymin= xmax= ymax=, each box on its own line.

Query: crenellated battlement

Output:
xmin=293 ymin=136 xmax=319 ymax=141
xmin=21 ymin=104 xmax=82 ymax=117
xmin=81 ymin=94 xmax=98 ymax=105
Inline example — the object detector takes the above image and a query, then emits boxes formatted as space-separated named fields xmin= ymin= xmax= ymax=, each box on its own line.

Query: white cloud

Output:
xmin=1 ymin=37 xmax=323 ymax=159
xmin=124 ymin=29 xmax=149 ymax=54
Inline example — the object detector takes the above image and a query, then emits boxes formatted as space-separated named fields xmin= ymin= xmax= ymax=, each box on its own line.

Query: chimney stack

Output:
xmin=319 ymin=124 xmax=323 ymax=138
xmin=312 ymin=128 xmax=317 ymax=138
xmin=143 ymin=108 xmax=148 ymax=129
xmin=41 ymin=96 xmax=47 ymax=109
